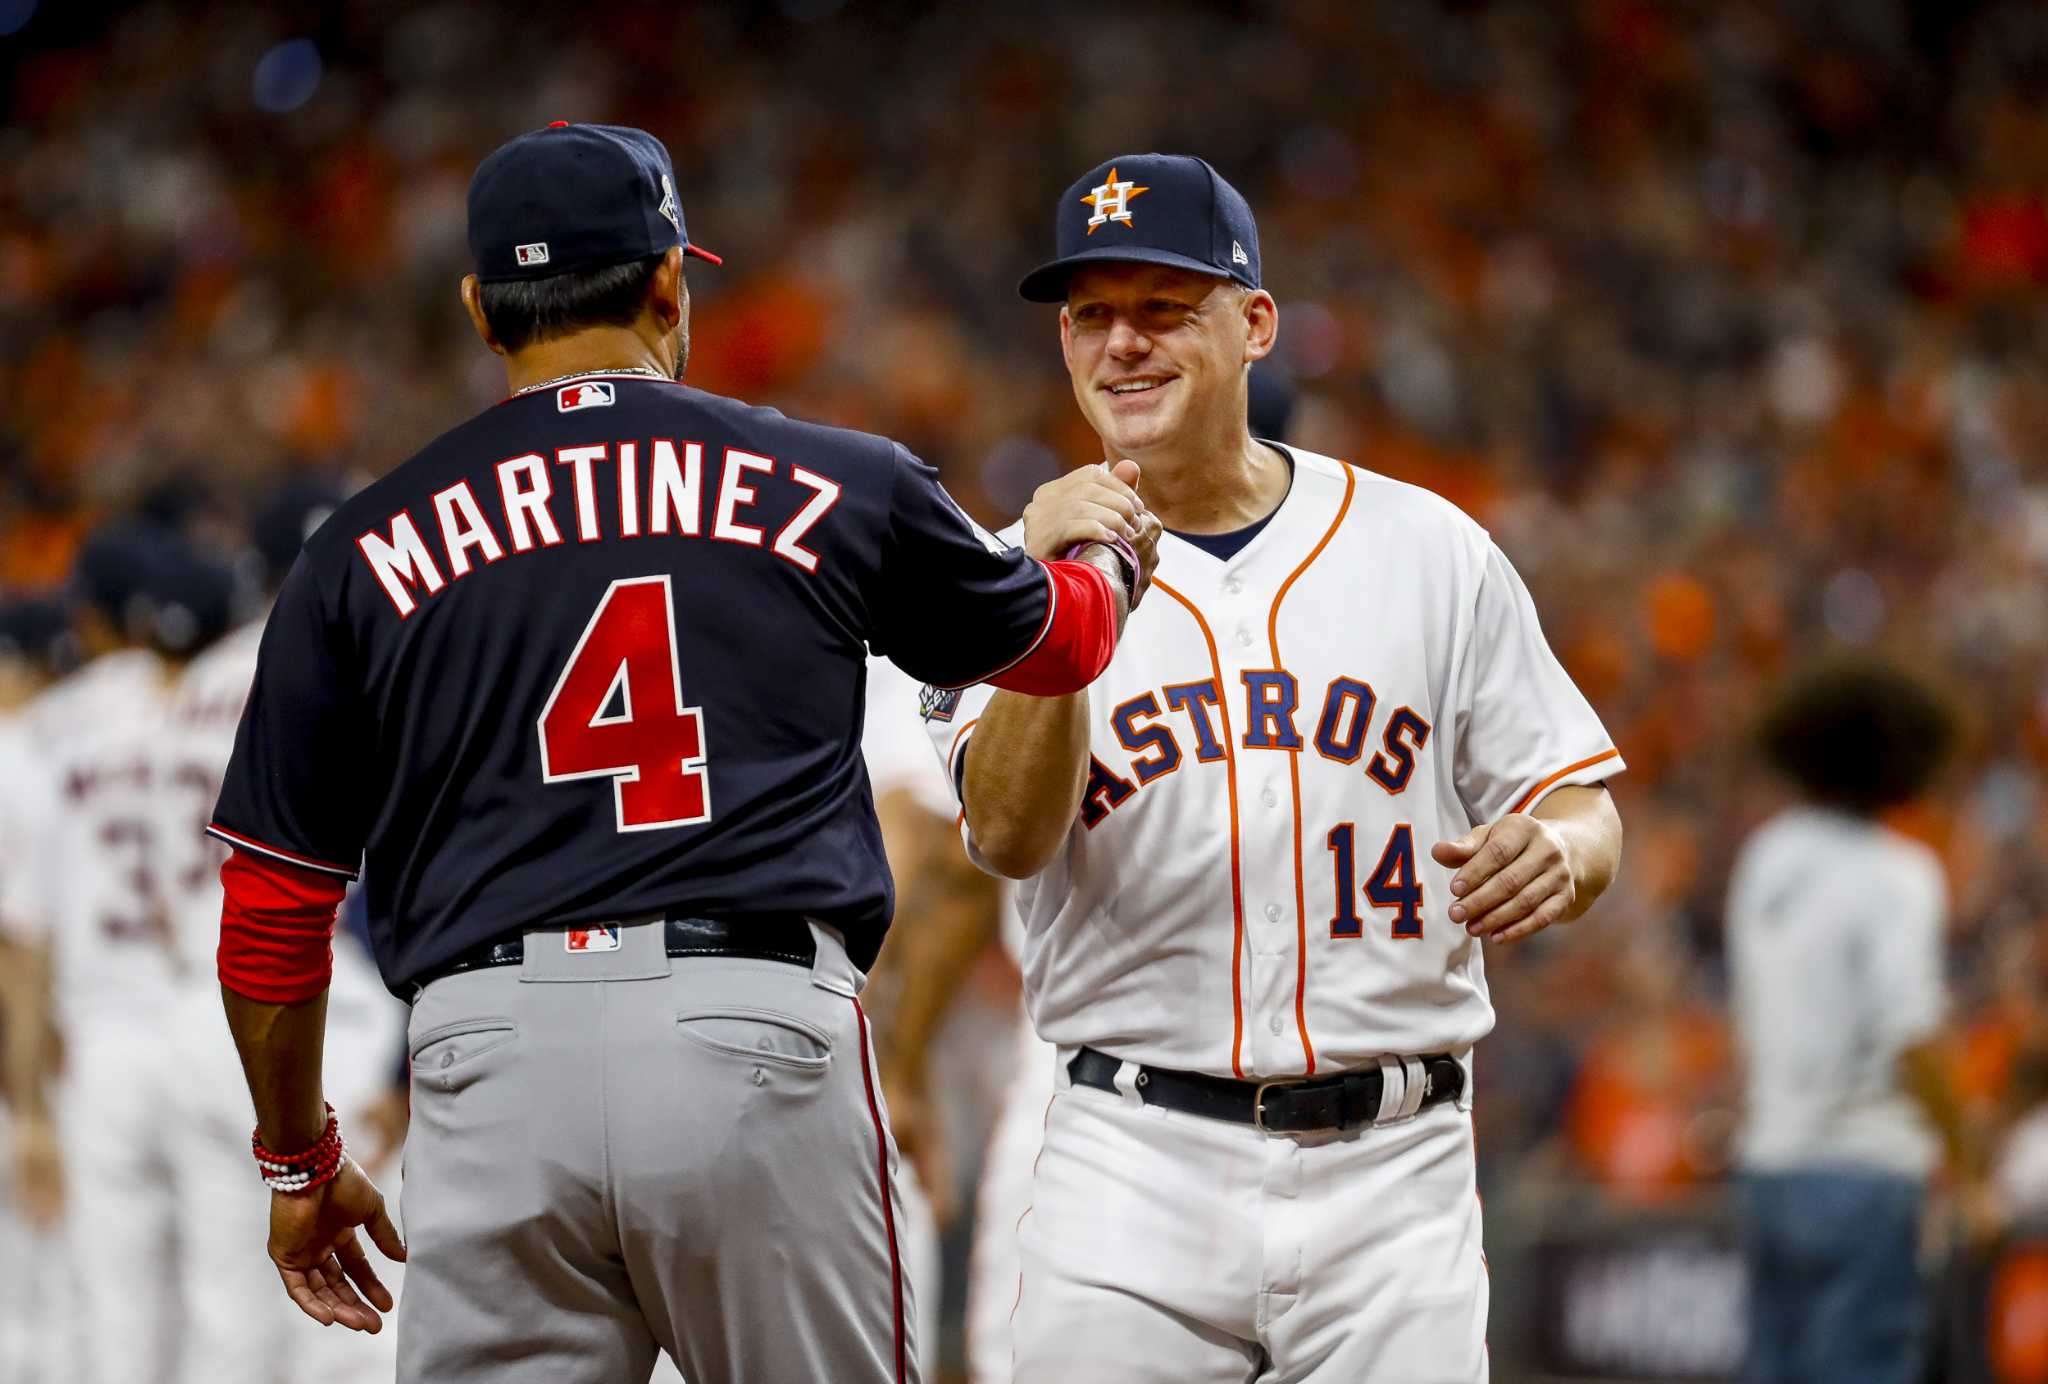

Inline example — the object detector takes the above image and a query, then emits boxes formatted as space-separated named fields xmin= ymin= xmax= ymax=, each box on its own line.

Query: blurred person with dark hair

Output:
xmin=147 ymin=474 xmax=412 ymax=1384
xmin=1 ymin=521 xmax=239 ymax=1384
xmin=1728 ymin=660 xmax=1984 ymax=1384
xmin=0 ymin=593 xmax=78 ymax=1381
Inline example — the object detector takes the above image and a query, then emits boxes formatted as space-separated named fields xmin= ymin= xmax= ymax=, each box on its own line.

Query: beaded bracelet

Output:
xmin=252 ymin=1104 xmax=348 ymax=1194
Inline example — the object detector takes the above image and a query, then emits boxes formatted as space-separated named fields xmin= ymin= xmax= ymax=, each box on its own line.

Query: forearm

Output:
xmin=881 ymin=868 xmax=1001 ymax=1080
xmin=0 ymin=938 xmax=54 ymax=1119
xmin=222 ymin=984 xmax=332 ymax=1153
xmin=961 ymin=688 xmax=1092 ymax=879
xmin=1900 ymin=1038 xmax=1982 ymax=1179
xmin=1531 ymin=784 xmax=1622 ymax=920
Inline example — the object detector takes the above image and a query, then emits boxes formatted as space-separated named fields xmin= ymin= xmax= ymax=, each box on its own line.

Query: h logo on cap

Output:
xmin=1082 ymin=166 xmax=1150 ymax=235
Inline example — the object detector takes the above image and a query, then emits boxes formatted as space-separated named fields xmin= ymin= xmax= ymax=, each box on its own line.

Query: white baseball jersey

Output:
xmin=154 ymin=619 xmax=263 ymax=980
xmin=0 ymin=715 xmax=59 ymax=943
xmin=925 ymin=446 xmax=1622 ymax=1079
xmin=18 ymin=649 xmax=181 ymax=1036
xmin=1727 ymin=805 xmax=1947 ymax=1179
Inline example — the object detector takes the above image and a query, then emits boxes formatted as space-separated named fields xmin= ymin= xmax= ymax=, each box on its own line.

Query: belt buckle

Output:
xmin=1252 ymin=1079 xmax=1294 ymax=1134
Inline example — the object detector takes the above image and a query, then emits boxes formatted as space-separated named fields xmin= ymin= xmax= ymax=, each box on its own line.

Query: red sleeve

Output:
xmin=217 ymin=847 xmax=347 ymax=1004
xmin=988 ymin=558 xmax=1119 ymax=697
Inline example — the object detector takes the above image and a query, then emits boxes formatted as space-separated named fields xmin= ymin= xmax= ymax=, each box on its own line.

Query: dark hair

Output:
xmin=477 ymin=254 xmax=665 ymax=353
xmin=1755 ymin=660 xmax=1958 ymax=816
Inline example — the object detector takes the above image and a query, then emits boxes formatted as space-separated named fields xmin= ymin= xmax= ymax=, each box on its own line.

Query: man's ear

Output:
xmin=1243 ymin=289 xmax=1278 ymax=365
xmin=648 ymin=246 xmax=685 ymax=332
xmin=460 ymin=275 xmax=505 ymax=357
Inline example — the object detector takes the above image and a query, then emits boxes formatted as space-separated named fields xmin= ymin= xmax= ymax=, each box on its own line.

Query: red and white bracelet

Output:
xmin=252 ymin=1104 xmax=348 ymax=1194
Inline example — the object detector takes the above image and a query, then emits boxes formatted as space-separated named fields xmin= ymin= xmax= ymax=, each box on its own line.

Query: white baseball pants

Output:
xmin=1012 ymin=1054 xmax=1488 ymax=1383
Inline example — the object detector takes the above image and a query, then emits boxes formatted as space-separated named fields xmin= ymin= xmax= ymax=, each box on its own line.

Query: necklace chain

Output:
xmin=515 ymin=365 xmax=665 ymax=396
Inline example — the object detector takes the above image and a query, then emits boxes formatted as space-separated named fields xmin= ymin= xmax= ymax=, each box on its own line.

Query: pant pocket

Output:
xmin=677 ymin=1007 xmax=834 ymax=1071
xmin=409 ymin=1018 xmax=517 ymax=1095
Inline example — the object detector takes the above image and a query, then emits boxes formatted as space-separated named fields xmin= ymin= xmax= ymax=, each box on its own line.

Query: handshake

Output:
xmin=1021 ymin=459 xmax=1164 ymax=612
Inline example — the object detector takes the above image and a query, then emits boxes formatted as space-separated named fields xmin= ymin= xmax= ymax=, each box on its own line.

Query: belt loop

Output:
xmin=1397 ymin=1056 xmax=1429 ymax=1121
xmin=1112 ymin=1058 xmax=1146 ymax=1108
xmin=1374 ymin=1055 xmax=1408 ymax=1125
xmin=805 ymin=919 xmax=862 ymax=998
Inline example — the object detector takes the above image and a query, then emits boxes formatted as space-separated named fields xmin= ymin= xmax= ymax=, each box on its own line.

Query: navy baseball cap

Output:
xmin=468 ymin=122 xmax=721 ymax=283
xmin=1019 ymin=154 xmax=1261 ymax=303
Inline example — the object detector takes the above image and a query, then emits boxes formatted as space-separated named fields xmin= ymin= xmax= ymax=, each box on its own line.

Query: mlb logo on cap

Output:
xmin=515 ymin=242 xmax=550 ymax=267
xmin=565 ymin=926 xmax=621 ymax=953
xmin=557 ymin=381 xmax=616 ymax=413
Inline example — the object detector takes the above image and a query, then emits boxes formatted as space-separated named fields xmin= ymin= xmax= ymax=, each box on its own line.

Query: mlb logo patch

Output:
xmin=558 ymin=381 xmax=616 ymax=413
xmin=515 ymin=241 xmax=550 ymax=267
xmin=919 ymin=684 xmax=963 ymax=723
xmin=565 ymin=926 xmax=621 ymax=953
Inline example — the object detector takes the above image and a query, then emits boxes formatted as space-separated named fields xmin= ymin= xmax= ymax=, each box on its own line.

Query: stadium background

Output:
xmin=3 ymin=0 xmax=2048 ymax=1379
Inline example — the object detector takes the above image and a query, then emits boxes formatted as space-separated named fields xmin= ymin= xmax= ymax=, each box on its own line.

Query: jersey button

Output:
xmin=1224 ymin=577 xmax=1243 ymax=595
xmin=1236 ymin=629 xmax=1253 ymax=648
xmin=1260 ymin=786 xmax=1278 ymax=808
xmin=1269 ymin=1015 xmax=1285 ymax=1035
xmin=1265 ymin=903 xmax=1281 ymax=923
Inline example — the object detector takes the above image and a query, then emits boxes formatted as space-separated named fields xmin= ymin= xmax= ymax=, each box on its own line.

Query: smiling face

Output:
xmin=1059 ymin=263 xmax=1277 ymax=461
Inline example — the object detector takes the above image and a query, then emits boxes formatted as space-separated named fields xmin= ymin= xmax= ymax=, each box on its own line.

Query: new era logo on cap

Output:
xmin=516 ymin=242 xmax=550 ymax=267
xmin=557 ymin=382 xmax=615 ymax=412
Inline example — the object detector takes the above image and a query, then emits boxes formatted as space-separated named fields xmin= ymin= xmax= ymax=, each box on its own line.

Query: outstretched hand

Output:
xmin=1431 ymin=814 xmax=1577 ymax=946
xmin=1021 ymin=459 xmax=1161 ymax=610
xmin=268 ymin=1158 xmax=407 ymax=1332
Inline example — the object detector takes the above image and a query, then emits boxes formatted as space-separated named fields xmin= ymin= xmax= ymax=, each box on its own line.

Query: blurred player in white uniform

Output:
xmin=929 ymin=156 xmax=1625 ymax=1381
xmin=0 ymin=596 xmax=75 ymax=1382
xmin=11 ymin=524 xmax=197 ymax=1384
xmin=152 ymin=478 xmax=410 ymax=1384
xmin=858 ymin=652 xmax=979 ymax=1380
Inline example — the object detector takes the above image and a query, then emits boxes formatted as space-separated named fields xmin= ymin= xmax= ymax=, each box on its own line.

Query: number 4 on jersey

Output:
xmin=539 ymin=576 xmax=711 ymax=832
xmin=1327 ymin=822 xmax=1424 ymax=940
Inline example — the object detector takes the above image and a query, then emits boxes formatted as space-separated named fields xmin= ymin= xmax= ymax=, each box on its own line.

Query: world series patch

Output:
xmin=919 ymin=684 xmax=962 ymax=723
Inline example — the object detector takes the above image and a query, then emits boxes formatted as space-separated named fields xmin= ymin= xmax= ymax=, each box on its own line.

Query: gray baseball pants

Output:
xmin=395 ymin=917 xmax=916 ymax=1383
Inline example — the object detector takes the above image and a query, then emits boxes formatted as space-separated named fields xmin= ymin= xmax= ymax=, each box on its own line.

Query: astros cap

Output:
xmin=467 ymin=122 xmax=721 ymax=283
xmin=1019 ymin=153 xmax=1261 ymax=303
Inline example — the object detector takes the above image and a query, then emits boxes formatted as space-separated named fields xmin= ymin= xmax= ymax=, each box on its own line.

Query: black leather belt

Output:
xmin=1067 ymin=1046 xmax=1464 ymax=1134
xmin=414 ymin=915 xmax=817 ymax=990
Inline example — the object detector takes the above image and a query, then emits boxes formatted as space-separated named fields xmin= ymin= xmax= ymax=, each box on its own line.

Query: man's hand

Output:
xmin=268 ymin=1158 xmax=406 ymax=1332
xmin=1432 ymin=814 xmax=1576 ymax=946
xmin=1022 ymin=460 xmax=1150 ymax=558
xmin=9 ymin=1110 xmax=61 ymax=1229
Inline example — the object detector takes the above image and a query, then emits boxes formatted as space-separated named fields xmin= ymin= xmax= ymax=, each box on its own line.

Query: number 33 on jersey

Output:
xmin=926 ymin=447 xmax=1623 ymax=1082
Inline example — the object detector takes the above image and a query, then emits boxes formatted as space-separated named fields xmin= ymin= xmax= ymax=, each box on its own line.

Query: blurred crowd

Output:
xmin=4 ymin=0 xmax=2048 ymax=1375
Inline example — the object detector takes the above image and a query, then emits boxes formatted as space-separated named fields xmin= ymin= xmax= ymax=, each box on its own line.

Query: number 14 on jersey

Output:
xmin=1327 ymin=822 xmax=1424 ymax=940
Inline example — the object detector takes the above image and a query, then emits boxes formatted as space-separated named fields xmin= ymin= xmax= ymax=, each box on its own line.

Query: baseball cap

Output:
xmin=467 ymin=122 xmax=721 ymax=284
xmin=251 ymin=473 xmax=351 ymax=588
xmin=1019 ymin=153 xmax=1261 ymax=303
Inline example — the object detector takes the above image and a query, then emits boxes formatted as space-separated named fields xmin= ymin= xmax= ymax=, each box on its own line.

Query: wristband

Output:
xmin=1062 ymin=536 xmax=1140 ymax=604
xmin=252 ymin=1104 xmax=348 ymax=1194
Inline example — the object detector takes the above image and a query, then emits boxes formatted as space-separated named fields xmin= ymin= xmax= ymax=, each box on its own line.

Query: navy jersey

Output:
xmin=210 ymin=373 xmax=1052 ymax=988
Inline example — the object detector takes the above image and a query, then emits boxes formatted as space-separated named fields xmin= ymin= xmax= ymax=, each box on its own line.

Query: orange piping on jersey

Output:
xmin=946 ymin=717 xmax=981 ymax=836
xmin=1266 ymin=462 xmax=1356 ymax=1078
xmin=1509 ymin=747 xmax=1621 ymax=814
xmin=1153 ymin=576 xmax=1247 ymax=1079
